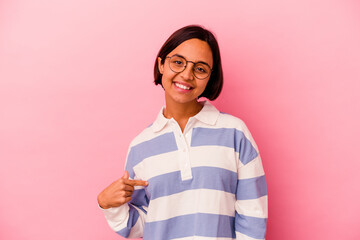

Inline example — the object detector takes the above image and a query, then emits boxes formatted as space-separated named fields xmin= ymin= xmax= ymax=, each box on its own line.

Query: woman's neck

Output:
xmin=163 ymin=98 xmax=204 ymax=132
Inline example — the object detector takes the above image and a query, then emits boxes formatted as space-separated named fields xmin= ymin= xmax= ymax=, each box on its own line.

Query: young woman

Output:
xmin=98 ymin=25 xmax=268 ymax=240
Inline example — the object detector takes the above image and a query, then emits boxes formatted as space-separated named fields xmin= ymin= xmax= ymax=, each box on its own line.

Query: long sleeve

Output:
xmin=101 ymin=145 xmax=149 ymax=238
xmin=234 ymin=128 xmax=268 ymax=240
xmin=101 ymin=185 xmax=148 ymax=238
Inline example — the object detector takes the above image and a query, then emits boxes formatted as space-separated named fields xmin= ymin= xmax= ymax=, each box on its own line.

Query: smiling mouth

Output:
xmin=174 ymin=82 xmax=193 ymax=90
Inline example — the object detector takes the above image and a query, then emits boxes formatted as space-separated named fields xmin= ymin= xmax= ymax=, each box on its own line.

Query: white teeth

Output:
xmin=175 ymin=82 xmax=191 ymax=90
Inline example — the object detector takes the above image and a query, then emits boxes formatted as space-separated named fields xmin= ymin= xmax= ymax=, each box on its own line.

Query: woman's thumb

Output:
xmin=122 ymin=170 xmax=129 ymax=179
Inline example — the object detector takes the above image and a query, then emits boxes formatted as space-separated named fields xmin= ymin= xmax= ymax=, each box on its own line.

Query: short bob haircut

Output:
xmin=154 ymin=25 xmax=223 ymax=101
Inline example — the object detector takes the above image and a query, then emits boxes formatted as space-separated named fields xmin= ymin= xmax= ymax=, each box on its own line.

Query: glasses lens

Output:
xmin=168 ymin=55 xmax=211 ymax=79
xmin=193 ymin=63 xmax=211 ymax=79
xmin=169 ymin=56 xmax=186 ymax=73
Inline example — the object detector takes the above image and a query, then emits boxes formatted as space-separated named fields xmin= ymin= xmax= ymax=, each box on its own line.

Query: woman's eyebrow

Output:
xmin=172 ymin=53 xmax=187 ymax=59
xmin=172 ymin=53 xmax=211 ymax=67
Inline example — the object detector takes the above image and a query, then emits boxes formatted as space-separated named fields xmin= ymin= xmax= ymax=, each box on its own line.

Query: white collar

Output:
xmin=151 ymin=101 xmax=220 ymax=133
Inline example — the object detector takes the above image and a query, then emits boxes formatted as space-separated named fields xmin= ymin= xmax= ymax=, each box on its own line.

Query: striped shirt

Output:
xmin=101 ymin=101 xmax=268 ymax=240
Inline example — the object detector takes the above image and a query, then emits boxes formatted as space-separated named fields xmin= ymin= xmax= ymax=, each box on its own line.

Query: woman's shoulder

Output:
xmin=202 ymin=101 xmax=249 ymax=131
xmin=216 ymin=110 xmax=250 ymax=132
xmin=215 ymin=111 xmax=259 ymax=152
xmin=127 ymin=123 xmax=157 ymax=148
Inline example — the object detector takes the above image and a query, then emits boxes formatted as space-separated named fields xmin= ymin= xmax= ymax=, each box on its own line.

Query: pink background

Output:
xmin=1 ymin=0 xmax=360 ymax=239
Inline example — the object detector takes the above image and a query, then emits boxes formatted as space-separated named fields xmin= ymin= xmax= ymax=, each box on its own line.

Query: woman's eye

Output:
xmin=172 ymin=60 xmax=184 ymax=66
xmin=196 ymin=67 xmax=206 ymax=73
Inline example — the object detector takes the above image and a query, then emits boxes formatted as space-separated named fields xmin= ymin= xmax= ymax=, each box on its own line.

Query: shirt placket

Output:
xmin=170 ymin=119 xmax=193 ymax=181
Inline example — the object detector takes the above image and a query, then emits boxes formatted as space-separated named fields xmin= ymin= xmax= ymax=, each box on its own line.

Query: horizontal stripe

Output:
xmin=235 ymin=195 xmax=268 ymax=218
xmin=144 ymin=213 xmax=236 ymax=239
xmin=236 ymin=175 xmax=267 ymax=200
xmin=134 ymin=150 xmax=180 ymax=180
xmin=190 ymin=146 xmax=239 ymax=172
xmin=191 ymin=127 xmax=258 ymax=165
xmin=235 ymin=231 xmax=263 ymax=240
xmin=235 ymin=213 xmax=267 ymax=239
xmin=126 ymin=132 xmax=178 ymax=178
xmin=237 ymin=156 xmax=265 ymax=179
xmin=138 ymin=146 xmax=238 ymax=180
xmin=147 ymin=166 xmax=238 ymax=200
xmin=116 ymin=204 xmax=139 ymax=238
xmin=146 ymin=188 xmax=236 ymax=222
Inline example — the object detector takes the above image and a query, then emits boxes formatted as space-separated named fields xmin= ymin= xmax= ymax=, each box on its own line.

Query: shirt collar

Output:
xmin=151 ymin=100 xmax=220 ymax=133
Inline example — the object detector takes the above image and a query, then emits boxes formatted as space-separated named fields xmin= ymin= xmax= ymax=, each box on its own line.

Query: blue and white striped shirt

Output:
xmin=102 ymin=101 xmax=268 ymax=240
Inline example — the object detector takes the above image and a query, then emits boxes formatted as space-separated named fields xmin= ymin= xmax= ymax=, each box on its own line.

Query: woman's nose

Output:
xmin=180 ymin=63 xmax=195 ymax=81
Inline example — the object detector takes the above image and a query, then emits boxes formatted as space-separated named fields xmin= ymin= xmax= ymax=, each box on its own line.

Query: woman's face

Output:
xmin=158 ymin=38 xmax=213 ymax=106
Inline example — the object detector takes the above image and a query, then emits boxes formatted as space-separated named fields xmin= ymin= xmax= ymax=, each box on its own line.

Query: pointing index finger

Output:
xmin=125 ymin=179 xmax=149 ymax=187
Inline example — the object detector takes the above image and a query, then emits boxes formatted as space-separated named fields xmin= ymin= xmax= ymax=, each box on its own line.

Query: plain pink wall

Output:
xmin=1 ymin=0 xmax=359 ymax=239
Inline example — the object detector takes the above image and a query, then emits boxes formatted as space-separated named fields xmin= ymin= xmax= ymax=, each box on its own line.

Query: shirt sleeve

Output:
xmin=100 ymin=196 xmax=147 ymax=238
xmin=101 ymin=145 xmax=149 ymax=238
xmin=234 ymin=127 xmax=268 ymax=240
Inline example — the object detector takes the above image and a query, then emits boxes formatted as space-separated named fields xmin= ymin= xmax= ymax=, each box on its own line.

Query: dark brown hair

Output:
xmin=154 ymin=25 xmax=223 ymax=100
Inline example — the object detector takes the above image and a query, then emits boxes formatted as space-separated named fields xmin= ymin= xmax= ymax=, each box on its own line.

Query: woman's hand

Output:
xmin=97 ymin=171 xmax=148 ymax=209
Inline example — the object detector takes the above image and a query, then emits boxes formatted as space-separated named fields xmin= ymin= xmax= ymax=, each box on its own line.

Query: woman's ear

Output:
xmin=157 ymin=57 xmax=164 ymax=74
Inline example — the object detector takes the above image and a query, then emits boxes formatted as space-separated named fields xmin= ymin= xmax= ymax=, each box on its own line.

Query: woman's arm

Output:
xmin=98 ymin=169 xmax=149 ymax=238
xmin=234 ymin=126 xmax=268 ymax=240
xmin=235 ymin=156 xmax=268 ymax=240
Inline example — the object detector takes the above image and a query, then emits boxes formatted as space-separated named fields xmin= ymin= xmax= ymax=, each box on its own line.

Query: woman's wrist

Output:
xmin=97 ymin=193 xmax=110 ymax=209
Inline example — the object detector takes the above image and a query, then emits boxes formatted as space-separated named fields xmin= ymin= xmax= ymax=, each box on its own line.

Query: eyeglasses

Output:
xmin=166 ymin=54 xmax=212 ymax=80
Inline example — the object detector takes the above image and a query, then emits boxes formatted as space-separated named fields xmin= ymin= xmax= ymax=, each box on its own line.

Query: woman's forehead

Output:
xmin=169 ymin=39 xmax=213 ymax=66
